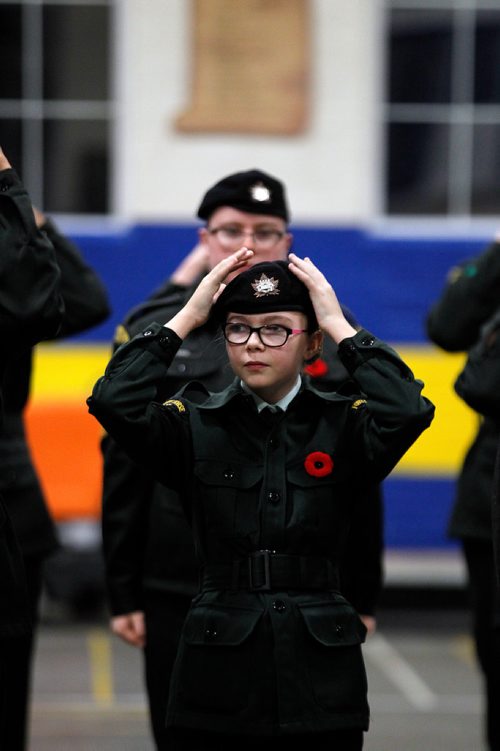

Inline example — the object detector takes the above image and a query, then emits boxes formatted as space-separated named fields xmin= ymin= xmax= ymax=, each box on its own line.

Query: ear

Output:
xmin=198 ymin=226 xmax=208 ymax=243
xmin=285 ymin=231 xmax=293 ymax=251
xmin=304 ymin=330 xmax=323 ymax=363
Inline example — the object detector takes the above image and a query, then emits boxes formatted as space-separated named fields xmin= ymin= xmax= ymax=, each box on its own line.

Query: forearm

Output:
xmin=42 ymin=219 xmax=111 ymax=336
xmin=88 ymin=324 xmax=185 ymax=481
xmin=338 ymin=329 xmax=435 ymax=477
xmin=0 ymin=169 xmax=63 ymax=343
xmin=427 ymin=241 xmax=500 ymax=351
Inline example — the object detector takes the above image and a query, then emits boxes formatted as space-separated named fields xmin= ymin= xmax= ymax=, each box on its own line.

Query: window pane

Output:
xmin=43 ymin=119 xmax=109 ymax=213
xmin=387 ymin=122 xmax=449 ymax=214
xmin=388 ymin=9 xmax=453 ymax=104
xmin=43 ymin=4 xmax=110 ymax=100
xmin=0 ymin=119 xmax=22 ymax=176
xmin=474 ymin=11 xmax=500 ymax=104
xmin=0 ymin=5 xmax=22 ymax=99
xmin=471 ymin=124 xmax=500 ymax=214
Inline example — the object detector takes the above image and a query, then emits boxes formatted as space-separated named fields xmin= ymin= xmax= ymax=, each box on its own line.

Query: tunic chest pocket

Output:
xmin=194 ymin=461 xmax=262 ymax=539
xmin=298 ymin=600 xmax=368 ymax=713
xmin=175 ymin=605 xmax=262 ymax=713
xmin=287 ymin=464 xmax=342 ymax=536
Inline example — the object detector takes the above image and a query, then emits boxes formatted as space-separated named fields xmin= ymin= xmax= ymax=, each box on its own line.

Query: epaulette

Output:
xmin=113 ymin=324 xmax=131 ymax=346
xmin=351 ymin=398 xmax=367 ymax=410
xmin=162 ymin=399 xmax=187 ymax=414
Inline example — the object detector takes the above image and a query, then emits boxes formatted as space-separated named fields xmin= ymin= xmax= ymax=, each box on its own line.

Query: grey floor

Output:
xmin=29 ymin=606 xmax=484 ymax=751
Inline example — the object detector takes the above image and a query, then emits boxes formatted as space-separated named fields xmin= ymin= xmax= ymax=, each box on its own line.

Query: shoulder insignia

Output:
xmin=114 ymin=324 xmax=130 ymax=346
xmin=163 ymin=399 xmax=186 ymax=413
xmin=351 ymin=398 xmax=367 ymax=410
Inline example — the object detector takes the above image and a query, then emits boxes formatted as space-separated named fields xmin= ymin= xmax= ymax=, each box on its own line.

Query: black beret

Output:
xmin=212 ymin=260 xmax=317 ymax=330
xmin=197 ymin=169 xmax=290 ymax=223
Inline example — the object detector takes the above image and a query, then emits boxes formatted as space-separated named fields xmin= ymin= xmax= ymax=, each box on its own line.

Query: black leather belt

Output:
xmin=200 ymin=550 xmax=339 ymax=592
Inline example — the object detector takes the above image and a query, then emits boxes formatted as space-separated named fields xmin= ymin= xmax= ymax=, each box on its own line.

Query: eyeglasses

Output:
xmin=208 ymin=226 xmax=286 ymax=250
xmin=223 ymin=322 xmax=308 ymax=347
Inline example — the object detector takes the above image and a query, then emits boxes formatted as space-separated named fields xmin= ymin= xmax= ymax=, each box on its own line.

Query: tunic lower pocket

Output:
xmin=298 ymin=600 xmax=368 ymax=712
xmin=175 ymin=604 xmax=262 ymax=714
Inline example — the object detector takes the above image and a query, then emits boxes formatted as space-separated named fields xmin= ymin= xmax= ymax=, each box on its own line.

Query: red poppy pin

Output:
xmin=304 ymin=451 xmax=334 ymax=477
xmin=304 ymin=358 xmax=328 ymax=378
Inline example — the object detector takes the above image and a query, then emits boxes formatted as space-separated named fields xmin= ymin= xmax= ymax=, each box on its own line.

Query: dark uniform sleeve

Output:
xmin=426 ymin=241 xmax=500 ymax=351
xmin=101 ymin=432 xmax=155 ymax=614
xmin=453 ymin=311 xmax=500 ymax=419
xmin=338 ymin=484 xmax=384 ymax=616
xmin=0 ymin=169 xmax=63 ymax=345
xmin=88 ymin=324 xmax=192 ymax=489
xmin=0 ymin=169 xmax=63 ymax=637
xmin=41 ymin=219 xmax=111 ymax=338
xmin=337 ymin=329 xmax=435 ymax=481
xmin=304 ymin=335 xmax=384 ymax=616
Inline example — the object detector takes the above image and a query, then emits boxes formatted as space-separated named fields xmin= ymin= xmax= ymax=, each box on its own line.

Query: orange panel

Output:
xmin=24 ymin=401 xmax=103 ymax=521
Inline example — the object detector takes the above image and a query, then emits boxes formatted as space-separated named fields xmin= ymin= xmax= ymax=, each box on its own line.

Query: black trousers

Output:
xmin=166 ymin=728 xmax=364 ymax=750
xmin=143 ymin=591 xmax=192 ymax=751
xmin=462 ymin=538 xmax=500 ymax=751
xmin=0 ymin=553 xmax=43 ymax=751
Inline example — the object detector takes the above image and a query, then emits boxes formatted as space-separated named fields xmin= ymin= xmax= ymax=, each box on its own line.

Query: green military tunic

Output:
xmin=88 ymin=323 xmax=434 ymax=736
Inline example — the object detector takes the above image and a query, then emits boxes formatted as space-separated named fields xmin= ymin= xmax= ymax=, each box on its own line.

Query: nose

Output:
xmin=241 ymin=230 xmax=256 ymax=250
xmin=246 ymin=330 xmax=264 ymax=348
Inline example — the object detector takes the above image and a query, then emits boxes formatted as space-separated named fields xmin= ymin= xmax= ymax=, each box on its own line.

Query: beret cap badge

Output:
xmin=249 ymin=181 xmax=272 ymax=203
xmin=251 ymin=273 xmax=280 ymax=298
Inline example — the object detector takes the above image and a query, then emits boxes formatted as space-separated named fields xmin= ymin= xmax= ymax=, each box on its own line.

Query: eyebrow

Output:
xmin=227 ymin=314 xmax=296 ymax=325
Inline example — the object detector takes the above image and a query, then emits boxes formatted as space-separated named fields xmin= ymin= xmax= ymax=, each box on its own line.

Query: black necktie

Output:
xmin=261 ymin=406 xmax=283 ymax=427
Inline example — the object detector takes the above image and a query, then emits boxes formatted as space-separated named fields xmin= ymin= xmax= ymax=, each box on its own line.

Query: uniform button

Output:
xmin=269 ymin=437 xmax=279 ymax=448
xmin=177 ymin=363 xmax=187 ymax=373
xmin=335 ymin=624 xmax=344 ymax=638
xmin=267 ymin=490 xmax=280 ymax=504
xmin=273 ymin=600 xmax=286 ymax=613
xmin=205 ymin=627 xmax=217 ymax=640
xmin=360 ymin=336 xmax=375 ymax=346
xmin=143 ymin=329 xmax=154 ymax=337
xmin=223 ymin=469 xmax=235 ymax=480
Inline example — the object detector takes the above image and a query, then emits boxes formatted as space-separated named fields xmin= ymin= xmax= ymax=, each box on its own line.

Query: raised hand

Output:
xmin=165 ymin=247 xmax=254 ymax=339
xmin=288 ymin=253 xmax=357 ymax=343
xmin=0 ymin=146 xmax=12 ymax=171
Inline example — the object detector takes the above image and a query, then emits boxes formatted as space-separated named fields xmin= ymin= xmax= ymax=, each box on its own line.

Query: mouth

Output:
xmin=244 ymin=361 xmax=268 ymax=371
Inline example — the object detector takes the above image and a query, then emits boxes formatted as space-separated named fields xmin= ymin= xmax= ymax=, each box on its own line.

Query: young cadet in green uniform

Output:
xmin=0 ymin=205 xmax=110 ymax=751
xmin=427 ymin=239 xmax=500 ymax=751
xmin=0 ymin=147 xmax=63 ymax=748
xmin=101 ymin=170 xmax=383 ymax=749
xmin=89 ymin=249 xmax=434 ymax=750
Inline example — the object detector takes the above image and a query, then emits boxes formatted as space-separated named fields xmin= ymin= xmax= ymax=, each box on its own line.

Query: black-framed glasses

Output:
xmin=208 ymin=226 xmax=286 ymax=249
xmin=223 ymin=322 xmax=308 ymax=347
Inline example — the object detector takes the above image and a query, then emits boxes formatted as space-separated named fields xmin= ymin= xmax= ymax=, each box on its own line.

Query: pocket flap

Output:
xmin=183 ymin=605 xmax=262 ymax=646
xmin=299 ymin=602 xmax=366 ymax=646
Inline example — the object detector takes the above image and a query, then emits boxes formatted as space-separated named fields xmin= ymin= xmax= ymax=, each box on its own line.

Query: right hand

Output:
xmin=110 ymin=611 xmax=146 ymax=648
xmin=0 ymin=147 xmax=12 ymax=171
xmin=166 ymin=247 xmax=254 ymax=339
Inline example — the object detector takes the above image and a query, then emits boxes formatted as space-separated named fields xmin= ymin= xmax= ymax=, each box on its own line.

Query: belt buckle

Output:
xmin=248 ymin=549 xmax=275 ymax=591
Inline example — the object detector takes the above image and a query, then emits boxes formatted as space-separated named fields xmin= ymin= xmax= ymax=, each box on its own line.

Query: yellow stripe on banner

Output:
xmin=29 ymin=342 xmax=478 ymax=477
xmin=391 ymin=345 xmax=476 ymax=476
xmin=87 ymin=628 xmax=114 ymax=706
xmin=31 ymin=343 xmax=111 ymax=401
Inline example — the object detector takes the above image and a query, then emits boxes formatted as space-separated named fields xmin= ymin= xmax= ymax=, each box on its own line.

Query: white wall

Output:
xmin=115 ymin=0 xmax=383 ymax=224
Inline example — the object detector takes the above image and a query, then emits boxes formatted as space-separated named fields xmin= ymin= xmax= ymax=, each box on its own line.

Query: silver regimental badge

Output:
xmin=249 ymin=182 xmax=271 ymax=203
xmin=252 ymin=273 xmax=280 ymax=298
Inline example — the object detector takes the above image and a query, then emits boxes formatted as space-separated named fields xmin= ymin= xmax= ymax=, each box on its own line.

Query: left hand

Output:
xmin=360 ymin=614 xmax=376 ymax=637
xmin=288 ymin=253 xmax=357 ymax=343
